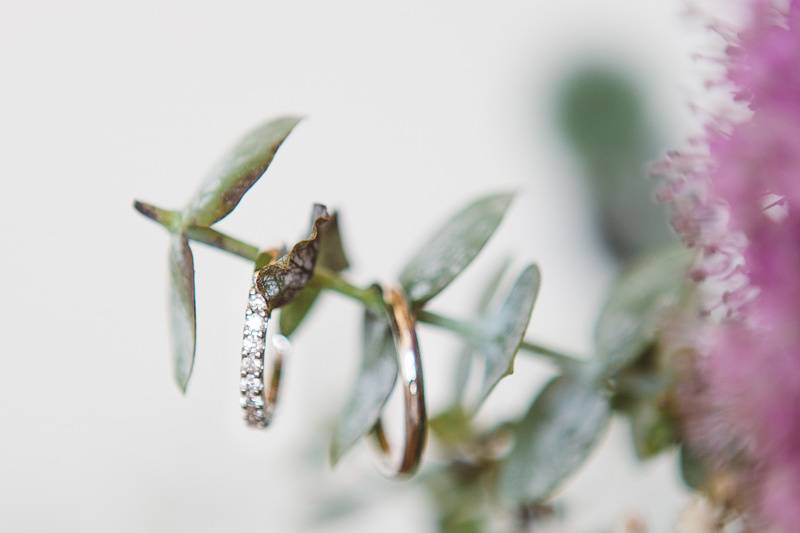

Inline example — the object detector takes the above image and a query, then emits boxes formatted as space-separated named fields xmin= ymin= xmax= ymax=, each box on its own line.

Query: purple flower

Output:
xmin=657 ymin=1 xmax=800 ymax=529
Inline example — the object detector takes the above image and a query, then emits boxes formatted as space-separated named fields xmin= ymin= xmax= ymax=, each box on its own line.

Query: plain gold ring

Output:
xmin=371 ymin=285 xmax=427 ymax=477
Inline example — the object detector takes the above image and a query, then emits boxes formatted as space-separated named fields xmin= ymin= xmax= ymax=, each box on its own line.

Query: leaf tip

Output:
xmin=133 ymin=199 xmax=157 ymax=220
xmin=275 ymin=114 xmax=305 ymax=133
xmin=175 ymin=372 xmax=191 ymax=395
xmin=492 ymin=190 xmax=517 ymax=209
xmin=329 ymin=437 xmax=345 ymax=468
xmin=134 ymin=199 xmax=180 ymax=230
xmin=525 ymin=262 xmax=542 ymax=285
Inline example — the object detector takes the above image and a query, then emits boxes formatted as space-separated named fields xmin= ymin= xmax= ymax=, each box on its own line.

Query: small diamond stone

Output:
xmin=245 ymin=313 xmax=265 ymax=334
xmin=240 ymin=394 xmax=264 ymax=408
xmin=264 ymin=279 xmax=280 ymax=298
xmin=249 ymin=293 xmax=267 ymax=314
xmin=241 ymin=374 xmax=263 ymax=393
xmin=243 ymin=407 xmax=266 ymax=424
xmin=241 ymin=356 xmax=262 ymax=375
xmin=242 ymin=335 xmax=264 ymax=354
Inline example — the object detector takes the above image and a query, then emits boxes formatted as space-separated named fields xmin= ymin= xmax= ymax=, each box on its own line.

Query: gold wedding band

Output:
xmin=371 ymin=286 xmax=427 ymax=477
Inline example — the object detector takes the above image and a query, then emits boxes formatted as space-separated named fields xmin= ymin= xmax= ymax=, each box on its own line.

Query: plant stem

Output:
xmin=417 ymin=310 xmax=582 ymax=369
xmin=310 ymin=266 xmax=384 ymax=313
xmin=135 ymin=202 xmax=584 ymax=368
xmin=416 ymin=310 xmax=480 ymax=341
xmin=518 ymin=340 xmax=584 ymax=368
xmin=186 ymin=226 xmax=260 ymax=262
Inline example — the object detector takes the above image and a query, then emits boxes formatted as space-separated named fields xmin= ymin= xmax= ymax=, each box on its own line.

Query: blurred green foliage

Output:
xmin=556 ymin=66 xmax=674 ymax=262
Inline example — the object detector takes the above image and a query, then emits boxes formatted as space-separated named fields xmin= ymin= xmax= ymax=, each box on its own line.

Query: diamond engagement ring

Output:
xmin=240 ymin=277 xmax=290 ymax=429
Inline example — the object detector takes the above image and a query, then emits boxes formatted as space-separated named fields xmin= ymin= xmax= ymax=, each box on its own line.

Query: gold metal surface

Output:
xmin=370 ymin=286 xmax=428 ymax=478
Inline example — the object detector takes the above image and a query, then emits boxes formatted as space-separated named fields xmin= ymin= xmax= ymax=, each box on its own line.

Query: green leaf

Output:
xmin=429 ymin=407 xmax=474 ymax=448
xmin=280 ymin=212 xmax=350 ymax=336
xmin=425 ymin=464 xmax=488 ymax=533
xmin=452 ymin=258 xmax=513 ymax=403
xmin=316 ymin=211 xmax=350 ymax=272
xmin=255 ymin=204 xmax=331 ymax=312
xmin=330 ymin=296 xmax=399 ymax=465
xmin=499 ymin=375 xmax=610 ymax=503
xmin=399 ymin=192 xmax=514 ymax=305
xmin=254 ymin=248 xmax=282 ymax=270
xmin=475 ymin=264 xmax=541 ymax=408
xmin=629 ymin=401 xmax=677 ymax=459
xmin=679 ymin=444 xmax=709 ymax=490
xmin=279 ymin=286 xmax=322 ymax=337
xmin=437 ymin=513 xmax=486 ymax=533
xmin=305 ymin=493 xmax=366 ymax=527
xmin=184 ymin=116 xmax=302 ymax=227
xmin=594 ymin=246 xmax=690 ymax=376
xmin=557 ymin=66 xmax=674 ymax=261
xmin=168 ymin=235 xmax=196 ymax=392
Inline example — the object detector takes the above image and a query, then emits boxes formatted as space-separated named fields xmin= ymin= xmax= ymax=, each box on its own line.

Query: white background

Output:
xmin=1 ymin=1 xmax=708 ymax=531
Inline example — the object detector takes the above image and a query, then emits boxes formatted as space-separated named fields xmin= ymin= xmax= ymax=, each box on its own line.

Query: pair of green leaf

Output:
xmin=495 ymin=247 xmax=690 ymax=505
xmin=329 ymin=192 xmax=516 ymax=465
xmin=473 ymin=265 xmax=541 ymax=408
xmin=451 ymin=258 xmax=513 ymax=404
xmin=438 ymin=260 xmax=596 ymax=506
xmin=406 ymin=193 xmax=542 ymax=415
xmin=451 ymin=260 xmax=542 ymax=411
xmin=139 ymin=117 xmax=302 ymax=392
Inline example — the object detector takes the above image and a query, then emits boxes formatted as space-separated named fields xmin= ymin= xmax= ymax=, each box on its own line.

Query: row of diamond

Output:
xmin=241 ymin=281 xmax=270 ymax=428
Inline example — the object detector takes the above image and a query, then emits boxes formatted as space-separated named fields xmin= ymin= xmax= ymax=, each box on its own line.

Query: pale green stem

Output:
xmin=135 ymin=201 xmax=584 ymax=369
xmin=417 ymin=310 xmax=583 ymax=369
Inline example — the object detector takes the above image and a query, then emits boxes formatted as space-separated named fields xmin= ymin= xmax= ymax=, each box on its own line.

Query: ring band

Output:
xmin=240 ymin=275 xmax=290 ymax=428
xmin=371 ymin=286 xmax=427 ymax=477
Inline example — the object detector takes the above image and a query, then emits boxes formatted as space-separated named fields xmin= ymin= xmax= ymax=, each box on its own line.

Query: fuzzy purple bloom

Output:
xmin=658 ymin=1 xmax=800 ymax=530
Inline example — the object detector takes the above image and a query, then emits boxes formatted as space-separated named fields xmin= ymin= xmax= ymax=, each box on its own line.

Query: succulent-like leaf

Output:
xmin=316 ymin=212 xmax=350 ymax=272
xmin=184 ymin=116 xmax=302 ymax=227
xmin=595 ymin=246 xmax=690 ymax=376
xmin=399 ymin=192 xmax=514 ymax=305
xmin=474 ymin=264 xmax=541 ymax=408
xmin=255 ymin=204 xmax=331 ymax=311
xmin=280 ymin=212 xmax=350 ymax=336
xmin=168 ymin=235 xmax=197 ymax=392
xmin=279 ymin=286 xmax=322 ymax=337
xmin=453 ymin=258 xmax=513 ymax=403
xmin=330 ymin=297 xmax=399 ymax=465
xmin=498 ymin=375 xmax=610 ymax=503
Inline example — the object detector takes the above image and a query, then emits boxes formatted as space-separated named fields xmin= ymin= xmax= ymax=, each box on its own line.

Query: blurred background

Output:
xmin=0 ymin=1 xmax=712 ymax=531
